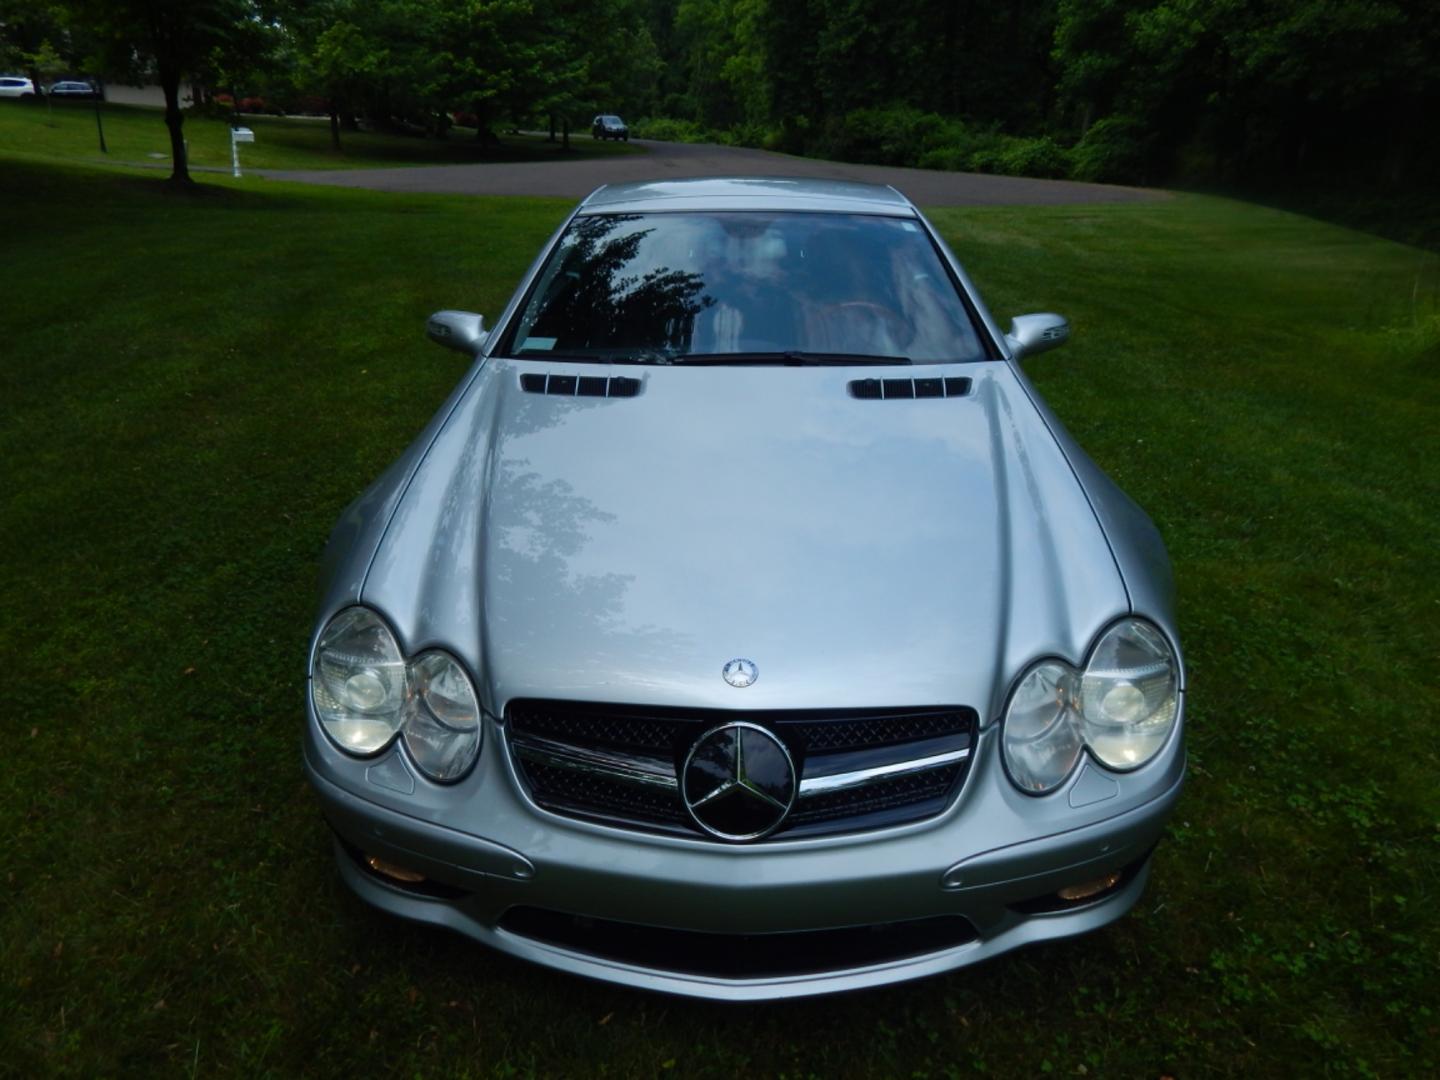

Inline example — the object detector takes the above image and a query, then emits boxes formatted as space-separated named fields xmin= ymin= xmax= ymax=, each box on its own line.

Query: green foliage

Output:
xmin=631 ymin=0 xmax=1440 ymax=189
xmin=1068 ymin=116 xmax=1149 ymax=184
xmin=820 ymin=104 xmax=953 ymax=167
xmin=1050 ymin=0 xmax=1440 ymax=185
xmin=59 ymin=0 xmax=264 ymax=181
xmin=0 ymin=0 xmax=73 ymax=81
xmin=812 ymin=106 xmax=1073 ymax=182
xmin=992 ymin=137 xmax=1071 ymax=180
xmin=672 ymin=0 xmax=769 ymax=129
xmin=628 ymin=115 xmax=708 ymax=141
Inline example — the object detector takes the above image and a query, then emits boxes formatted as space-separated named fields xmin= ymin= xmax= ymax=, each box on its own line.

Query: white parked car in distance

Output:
xmin=0 ymin=76 xmax=37 ymax=99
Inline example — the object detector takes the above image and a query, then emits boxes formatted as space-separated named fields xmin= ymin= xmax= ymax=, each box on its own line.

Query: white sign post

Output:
xmin=230 ymin=126 xmax=255 ymax=178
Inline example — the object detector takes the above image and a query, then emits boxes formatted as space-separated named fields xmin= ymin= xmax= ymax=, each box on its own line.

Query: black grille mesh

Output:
xmin=507 ymin=701 xmax=977 ymax=840
xmin=787 ymin=765 xmax=964 ymax=826
xmin=509 ymin=705 xmax=690 ymax=752
xmin=781 ymin=712 xmax=967 ymax=753
xmin=524 ymin=762 xmax=687 ymax=828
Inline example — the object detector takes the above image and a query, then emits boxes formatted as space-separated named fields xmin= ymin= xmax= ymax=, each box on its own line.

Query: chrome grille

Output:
xmin=506 ymin=702 xmax=977 ymax=840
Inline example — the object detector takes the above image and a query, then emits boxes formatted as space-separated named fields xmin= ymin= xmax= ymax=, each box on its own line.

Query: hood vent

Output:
xmin=520 ymin=372 xmax=641 ymax=398
xmin=849 ymin=376 xmax=972 ymax=400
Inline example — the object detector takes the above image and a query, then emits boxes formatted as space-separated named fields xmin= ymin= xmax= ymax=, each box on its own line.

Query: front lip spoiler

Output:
xmin=330 ymin=835 xmax=1160 ymax=1001
xmin=308 ymin=757 xmax=1183 ymax=1000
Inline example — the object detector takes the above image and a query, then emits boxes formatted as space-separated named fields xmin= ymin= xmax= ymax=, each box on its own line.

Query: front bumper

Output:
xmin=304 ymin=712 xmax=1184 ymax=1000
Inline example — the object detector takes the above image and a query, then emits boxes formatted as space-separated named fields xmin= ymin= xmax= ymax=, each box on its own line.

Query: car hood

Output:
xmin=362 ymin=358 xmax=1128 ymax=724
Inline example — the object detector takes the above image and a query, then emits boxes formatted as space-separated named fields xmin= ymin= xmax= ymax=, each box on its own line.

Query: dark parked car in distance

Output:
xmin=47 ymin=80 xmax=100 ymax=100
xmin=591 ymin=114 xmax=629 ymax=141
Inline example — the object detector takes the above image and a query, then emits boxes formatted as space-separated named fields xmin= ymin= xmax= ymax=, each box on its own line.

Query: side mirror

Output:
xmin=1005 ymin=313 xmax=1069 ymax=359
xmin=426 ymin=310 xmax=488 ymax=356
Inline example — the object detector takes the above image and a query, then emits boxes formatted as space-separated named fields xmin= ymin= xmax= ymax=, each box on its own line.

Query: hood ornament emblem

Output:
xmin=722 ymin=658 xmax=758 ymax=688
xmin=681 ymin=722 xmax=797 ymax=841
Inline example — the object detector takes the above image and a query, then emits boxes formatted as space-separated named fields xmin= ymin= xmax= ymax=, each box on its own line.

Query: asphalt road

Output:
xmin=262 ymin=137 xmax=1158 ymax=206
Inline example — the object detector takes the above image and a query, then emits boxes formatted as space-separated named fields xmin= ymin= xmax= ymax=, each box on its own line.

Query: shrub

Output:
xmin=822 ymin=105 xmax=953 ymax=167
xmin=629 ymin=117 xmax=709 ymax=143
xmin=996 ymin=136 xmax=1071 ymax=180
xmin=964 ymin=147 xmax=1006 ymax=174
xmin=1069 ymin=116 xmax=1149 ymax=184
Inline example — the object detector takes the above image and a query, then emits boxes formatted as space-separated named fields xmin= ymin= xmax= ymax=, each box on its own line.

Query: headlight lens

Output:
xmin=1077 ymin=619 xmax=1179 ymax=769
xmin=312 ymin=608 xmax=407 ymax=753
xmin=403 ymin=651 xmax=481 ymax=782
xmin=311 ymin=609 xmax=483 ymax=781
xmin=1002 ymin=660 xmax=1083 ymax=792
xmin=1003 ymin=619 xmax=1179 ymax=793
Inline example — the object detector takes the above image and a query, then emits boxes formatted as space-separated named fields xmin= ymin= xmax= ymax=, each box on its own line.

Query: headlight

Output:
xmin=1002 ymin=618 xmax=1179 ymax=793
xmin=1001 ymin=660 xmax=1082 ymax=792
xmin=1076 ymin=620 xmax=1179 ymax=769
xmin=312 ymin=608 xmax=407 ymax=753
xmin=311 ymin=609 xmax=483 ymax=782
xmin=403 ymin=651 xmax=481 ymax=782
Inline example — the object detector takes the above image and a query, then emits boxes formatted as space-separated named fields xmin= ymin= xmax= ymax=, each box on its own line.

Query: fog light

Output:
xmin=365 ymin=854 xmax=426 ymax=884
xmin=1056 ymin=870 xmax=1122 ymax=901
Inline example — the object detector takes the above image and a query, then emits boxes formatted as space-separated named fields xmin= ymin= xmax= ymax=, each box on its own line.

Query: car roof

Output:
xmin=578 ymin=176 xmax=917 ymax=217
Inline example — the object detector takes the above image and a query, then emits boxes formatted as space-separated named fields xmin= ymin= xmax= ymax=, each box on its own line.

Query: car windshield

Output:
xmin=501 ymin=212 xmax=988 ymax=364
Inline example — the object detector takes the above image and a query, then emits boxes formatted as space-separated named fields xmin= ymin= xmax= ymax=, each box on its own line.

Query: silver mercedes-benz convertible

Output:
xmin=304 ymin=177 xmax=1185 ymax=1000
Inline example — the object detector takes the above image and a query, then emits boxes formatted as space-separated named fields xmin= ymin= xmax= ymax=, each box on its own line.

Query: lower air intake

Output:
xmin=499 ymin=907 xmax=978 ymax=978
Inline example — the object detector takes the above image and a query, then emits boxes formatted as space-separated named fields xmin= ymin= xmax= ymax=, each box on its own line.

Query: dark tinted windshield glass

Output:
xmin=502 ymin=212 xmax=987 ymax=364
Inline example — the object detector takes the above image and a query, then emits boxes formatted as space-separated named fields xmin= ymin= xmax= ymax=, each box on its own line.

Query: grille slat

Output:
xmin=507 ymin=701 xmax=977 ymax=841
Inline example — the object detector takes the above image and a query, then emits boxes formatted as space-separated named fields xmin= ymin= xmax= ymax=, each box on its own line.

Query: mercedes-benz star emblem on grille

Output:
xmin=722 ymin=657 xmax=758 ymax=688
xmin=680 ymin=722 xmax=797 ymax=841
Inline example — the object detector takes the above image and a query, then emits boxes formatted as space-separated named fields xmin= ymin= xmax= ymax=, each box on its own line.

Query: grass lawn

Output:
xmin=0 ymin=98 xmax=644 ymax=172
xmin=1 ymin=155 xmax=1436 ymax=1077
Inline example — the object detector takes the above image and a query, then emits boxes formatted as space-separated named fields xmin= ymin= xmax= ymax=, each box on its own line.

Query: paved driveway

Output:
xmin=262 ymin=138 xmax=1156 ymax=207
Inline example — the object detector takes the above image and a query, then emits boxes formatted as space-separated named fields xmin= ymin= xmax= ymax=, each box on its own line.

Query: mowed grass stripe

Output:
xmin=0 ymin=98 xmax=644 ymax=172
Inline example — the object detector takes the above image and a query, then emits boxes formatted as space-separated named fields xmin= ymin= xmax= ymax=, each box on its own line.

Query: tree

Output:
xmin=287 ymin=0 xmax=390 ymax=150
xmin=0 ymin=1 xmax=69 ymax=100
xmin=67 ymin=0 xmax=260 ymax=185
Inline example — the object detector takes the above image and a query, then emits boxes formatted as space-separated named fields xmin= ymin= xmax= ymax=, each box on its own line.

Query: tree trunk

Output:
xmin=329 ymin=104 xmax=342 ymax=150
xmin=561 ymin=118 xmax=570 ymax=151
xmin=158 ymin=63 xmax=192 ymax=186
xmin=548 ymin=113 xmax=556 ymax=142
xmin=471 ymin=100 xmax=498 ymax=145
xmin=93 ymin=91 xmax=108 ymax=153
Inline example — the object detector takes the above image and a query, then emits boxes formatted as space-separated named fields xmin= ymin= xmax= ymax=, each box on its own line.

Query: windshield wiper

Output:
xmin=669 ymin=351 xmax=912 ymax=367
xmin=514 ymin=350 xmax=912 ymax=367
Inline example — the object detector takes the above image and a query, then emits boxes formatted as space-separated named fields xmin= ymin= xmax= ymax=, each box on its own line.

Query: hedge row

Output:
xmin=630 ymin=107 xmax=1150 ymax=185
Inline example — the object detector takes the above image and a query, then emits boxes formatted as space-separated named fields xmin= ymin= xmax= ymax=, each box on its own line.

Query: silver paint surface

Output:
xmin=305 ymin=176 xmax=1185 ymax=999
